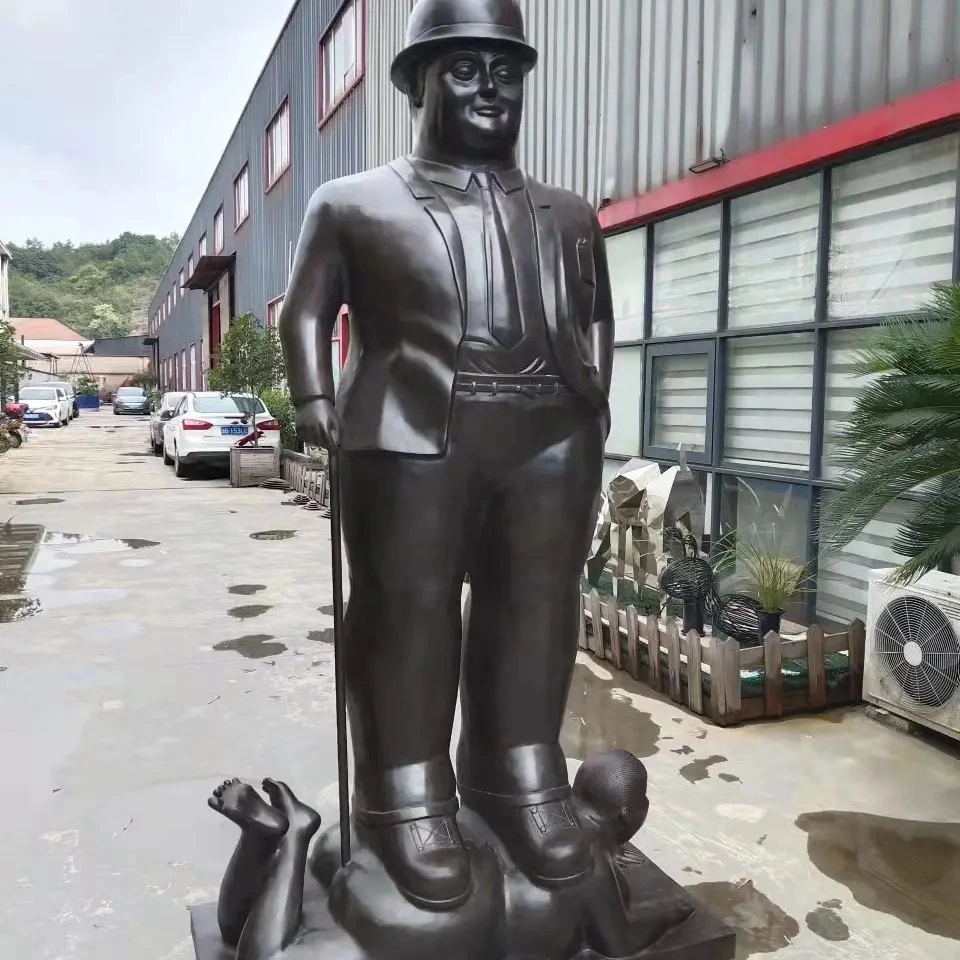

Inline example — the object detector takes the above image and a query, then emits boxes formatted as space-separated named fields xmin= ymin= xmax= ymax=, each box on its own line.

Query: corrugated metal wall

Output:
xmin=366 ymin=0 xmax=960 ymax=202
xmin=152 ymin=0 xmax=364 ymax=367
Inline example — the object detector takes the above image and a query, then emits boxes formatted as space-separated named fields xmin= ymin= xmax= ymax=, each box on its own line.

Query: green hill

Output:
xmin=5 ymin=233 xmax=179 ymax=339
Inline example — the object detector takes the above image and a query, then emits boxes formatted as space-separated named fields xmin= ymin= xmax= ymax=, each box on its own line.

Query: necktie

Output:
xmin=478 ymin=173 xmax=523 ymax=349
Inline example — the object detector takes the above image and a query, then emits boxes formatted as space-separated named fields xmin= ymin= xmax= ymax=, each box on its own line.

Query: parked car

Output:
xmin=19 ymin=386 xmax=71 ymax=428
xmin=149 ymin=391 xmax=185 ymax=455
xmin=162 ymin=392 xmax=280 ymax=478
xmin=46 ymin=381 xmax=79 ymax=419
xmin=113 ymin=386 xmax=151 ymax=415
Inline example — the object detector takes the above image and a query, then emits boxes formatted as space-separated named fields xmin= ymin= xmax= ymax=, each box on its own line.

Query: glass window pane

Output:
xmin=718 ymin=475 xmax=811 ymax=626
xmin=652 ymin=206 xmax=720 ymax=337
xmin=606 ymin=345 xmax=643 ymax=456
xmin=651 ymin=352 xmax=708 ymax=453
xmin=728 ymin=177 xmax=820 ymax=329
xmin=724 ymin=332 xmax=814 ymax=472
xmin=816 ymin=497 xmax=911 ymax=626
xmin=606 ymin=227 xmax=645 ymax=342
xmin=829 ymin=134 xmax=958 ymax=320
xmin=822 ymin=326 xmax=880 ymax=480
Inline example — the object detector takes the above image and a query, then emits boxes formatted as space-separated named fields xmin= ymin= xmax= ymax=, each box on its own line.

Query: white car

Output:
xmin=162 ymin=392 xmax=281 ymax=478
xmin=149 ymin=391 xmax=185 ymax=456
xmin=19 ymin=386 xmax=72 ymax=428
xmin=45 ymin=381 xmax=79 ymax=419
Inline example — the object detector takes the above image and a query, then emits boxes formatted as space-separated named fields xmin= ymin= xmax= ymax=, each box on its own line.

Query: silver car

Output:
xmin=149 ymin=391 xmax=185 ymax=455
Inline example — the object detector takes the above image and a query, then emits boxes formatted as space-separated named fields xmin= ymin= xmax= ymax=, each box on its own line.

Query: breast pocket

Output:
xmin=576 ymin=238 xmax=596 ymax=287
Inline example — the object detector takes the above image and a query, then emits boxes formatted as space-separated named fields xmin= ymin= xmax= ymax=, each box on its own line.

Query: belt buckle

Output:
xmin=520 ymin=383 xmax=540 ymax=399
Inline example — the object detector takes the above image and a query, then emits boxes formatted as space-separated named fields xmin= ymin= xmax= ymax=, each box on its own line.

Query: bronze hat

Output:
xmin=391 ymin=0 xmax=538 ymax=93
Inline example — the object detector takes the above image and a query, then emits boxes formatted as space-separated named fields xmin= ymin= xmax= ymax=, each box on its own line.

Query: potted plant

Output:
xmin=207 ymin=313 xmax=287 ymax=487
xmin=73 ymin=375 xmax=101 ymax=411
xmin=715 ymin=535 xmax=811 ymax=640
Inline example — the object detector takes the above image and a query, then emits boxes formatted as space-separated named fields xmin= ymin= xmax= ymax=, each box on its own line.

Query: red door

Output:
xmin=209 ymin=298 xmax=221 ymax=369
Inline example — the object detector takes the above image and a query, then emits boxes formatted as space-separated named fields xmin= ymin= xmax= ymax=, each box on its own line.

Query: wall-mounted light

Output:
xmin=688 ymin=150 xmax=729 ymax=174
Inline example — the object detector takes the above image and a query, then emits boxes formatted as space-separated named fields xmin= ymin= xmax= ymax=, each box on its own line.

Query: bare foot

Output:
xmin=262 ymin=778 xmax=321 ymax=838
xmin=208 ymin=778 xmax=289 ymax=839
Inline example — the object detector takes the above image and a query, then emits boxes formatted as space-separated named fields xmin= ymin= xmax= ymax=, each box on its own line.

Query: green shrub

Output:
xmin=261 ymin=388 xmax=298 ymax=450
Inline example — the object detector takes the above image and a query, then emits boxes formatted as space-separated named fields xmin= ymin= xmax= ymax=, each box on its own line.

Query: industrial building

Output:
xmin=151 ymin=0 xmax=960 ymax=624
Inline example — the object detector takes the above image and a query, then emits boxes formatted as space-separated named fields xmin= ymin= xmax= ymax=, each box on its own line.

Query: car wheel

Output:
xmin=152 ymin=439 xmax=163 ymax=457
xmin=174 ymin=447 xmax=190 ymax=479
xmin=53 ymin=419 xmax=61 ymax=429
xmin=163 ymin=444 xmax=173 ymax=466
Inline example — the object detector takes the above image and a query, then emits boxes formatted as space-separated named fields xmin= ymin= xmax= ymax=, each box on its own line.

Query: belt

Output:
xmin=455 ymin=375 xmax=573 ymax=398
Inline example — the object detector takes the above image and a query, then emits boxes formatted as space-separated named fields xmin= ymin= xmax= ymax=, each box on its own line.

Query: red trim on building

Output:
xmin=264 ymin=96 xmax=292 ymax=194
xmin=599 ymin=78 xmax=960 ymax=232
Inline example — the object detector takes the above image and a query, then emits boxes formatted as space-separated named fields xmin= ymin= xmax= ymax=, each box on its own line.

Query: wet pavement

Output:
xmin=2 ymin=409 xmax=960 ymax=959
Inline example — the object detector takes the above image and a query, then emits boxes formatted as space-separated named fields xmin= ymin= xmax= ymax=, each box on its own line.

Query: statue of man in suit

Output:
xmin=280 ymin=0 xmax=614 ymax=914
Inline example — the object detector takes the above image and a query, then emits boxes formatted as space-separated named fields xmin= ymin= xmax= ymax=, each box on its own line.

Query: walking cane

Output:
xmin=328 ymin=451 xmax=351 ymax=866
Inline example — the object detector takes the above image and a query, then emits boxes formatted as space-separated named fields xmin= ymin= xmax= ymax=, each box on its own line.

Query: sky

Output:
xmin=0 ymin=0 xmax=294 ymax=246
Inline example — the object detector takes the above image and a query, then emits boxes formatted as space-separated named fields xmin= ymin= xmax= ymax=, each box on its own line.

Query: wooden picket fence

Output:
xmin=280 ymin=449 xmax=328 ymax=504
xmin=579 ymin=588 xmax=866 ymax=726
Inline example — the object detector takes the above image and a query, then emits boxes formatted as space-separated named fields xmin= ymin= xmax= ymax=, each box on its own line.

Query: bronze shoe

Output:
xmin=358 ymin=813 xmax=472 ymax=911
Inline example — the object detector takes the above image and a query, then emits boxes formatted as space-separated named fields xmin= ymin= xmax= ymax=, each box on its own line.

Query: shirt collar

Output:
xmin=411 ymin=157 xmax=526 ymax=194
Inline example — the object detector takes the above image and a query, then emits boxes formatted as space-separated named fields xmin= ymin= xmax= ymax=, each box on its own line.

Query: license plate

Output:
xmin=24 ymin=414 xmax=41 ymax=421
xmin=221 ymin=425 xmax=247 ymax=436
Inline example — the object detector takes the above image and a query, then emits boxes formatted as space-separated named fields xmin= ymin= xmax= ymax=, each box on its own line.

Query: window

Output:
xmin=167 ymin=292 xmax=172 ymax=314
xmin=266 ymin=296 xmax=284 ymax=328
xmin=320 ymin=0 xmax=363 ymax=122
xmin=214 ymin=207 xmax=224 ymax=253
xmin=606 ymin=346 xmax=643 ymax=457
xmin=331 ymin=309 xmax=349 ymax=386
xmin=194 ymin=395 xmax=266 ymax=414
xmin=723 ymin=332 xmax=815 ymax=472
xmin=180 ymin=349 xmax=187 ymax=390
xmin=199 ymin=233 xmax=207 ymax=258
xmin=645 ymin=343 xmax=715 ymax=461
xmin=173 ymin=283 xmax=177 ymax=306
xmin=652 ymin=206 xmax=721 ymax=337
xmin=234 ymin=165 xmax=250 ymax=227
xmin=265 ymin=99 xmax=291 ymax=190
xmin=179 ymin=268 xmax=185 ymax=293
xmin=189 ymin=344 xmax=197 ymax=390
xmin=728 ymin=176 xmax=820 ymax=329
xmin=829 ymin=134 xmax=958 ymax=320
xmin=606 ymin=227 xmax=646 ymax=343
xmin=187 ymin=253 xmax=195 ymax=279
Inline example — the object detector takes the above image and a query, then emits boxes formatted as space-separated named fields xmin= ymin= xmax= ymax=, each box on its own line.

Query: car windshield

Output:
xmin=193 ymin=396 xmax=266 ymax=414
xmin=117 ymin=388 xmax=145 ymax=397
xmin=162 ymin=393 xmax=185 ymax=409
xmin=20 ymin=389 xmax=58 ymax=401
xmin=49 ymin=383 xmax=73 ymax=394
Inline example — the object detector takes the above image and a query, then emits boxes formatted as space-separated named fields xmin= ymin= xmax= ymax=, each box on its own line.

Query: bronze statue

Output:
xmin=192 ymin=2 xmax=734 ymax=957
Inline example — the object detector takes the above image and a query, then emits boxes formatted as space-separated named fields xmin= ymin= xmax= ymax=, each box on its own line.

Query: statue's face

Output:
xmin=420 ymin=45 xmax=525 ymax=160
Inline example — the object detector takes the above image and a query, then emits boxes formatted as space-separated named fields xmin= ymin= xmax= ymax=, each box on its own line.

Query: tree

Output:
xmin=207 ymin=314 xmax=286 ymax=446
xmin=87 ymin=303 xmax=131 ymax=339
xmin=821 ymin=283 xmax=960 ymax=583
xmin=0 ymin=319 xmax=22 ymax=404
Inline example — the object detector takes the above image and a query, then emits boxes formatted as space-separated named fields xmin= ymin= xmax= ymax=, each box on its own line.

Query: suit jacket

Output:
xmin=280 ymin=157 xmax=614 ymax=455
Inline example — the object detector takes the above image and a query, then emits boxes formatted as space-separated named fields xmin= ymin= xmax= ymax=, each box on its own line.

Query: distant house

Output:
xmin=11 ymin=318 xmax=148 ymax=391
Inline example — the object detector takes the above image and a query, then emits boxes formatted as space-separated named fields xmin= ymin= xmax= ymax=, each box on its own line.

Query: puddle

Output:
xmin=686 ymin=880 xmax=799 ymax=959
xmin=43 ymin=533 xmax=159 ymax=553
xmin=213 ymin=635 xmax=288 ymax=659
xmin=561 ymin=660 xmax=661 ymax=760
xmin=308 ymin=629 xmax=334 ymax=644
xmin=719 ymin=773 xmax=742 ymax=784
xmin=229 ymin=584 xmax=267 ymax=596
xmin=672 ymin=746 xmax=695 ymax=756
xmin=14 ymin=498 xmax=64 ymax=505
xmin=228 ymin=604 xmax=271 ymax=620
xmin=318 ymin=604 xmax=335 ymax=616
xmin=679 ymin=756 xmax=728 ymax=784
xmin=796 ymin=810 xmax=960 ymax=939
xmin=805 ymin=899 xmax=849 ymax=942
xmin=250 ymin=530 xmax=296 ymax=541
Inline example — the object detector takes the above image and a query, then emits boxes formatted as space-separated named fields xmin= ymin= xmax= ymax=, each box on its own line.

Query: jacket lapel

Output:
xmin=389 ymin=158 xmax=467 ymax=326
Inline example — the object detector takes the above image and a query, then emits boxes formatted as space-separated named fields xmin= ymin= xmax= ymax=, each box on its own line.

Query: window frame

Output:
xmin=318 ymin=0 xmax=365 ymax=129
xmin=264 ymin=97 xmax=292 ymax=193
xmin=234 ymin=163 xmax=250 ymax=230
xmin=187 ymin=253 xmax=195 ymax=280
xmin=199 ymin=233 xmax=207 ymax=259
xmin=214 ymin=206 xmax=224 ymax=254
xmin=603 ymin=123 xmax=960 ymax=624
xmin=266 ymin=295 xmax=285 ymax=328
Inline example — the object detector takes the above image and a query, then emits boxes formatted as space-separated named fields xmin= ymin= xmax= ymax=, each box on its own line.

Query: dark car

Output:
xmin=113 ymin=386 xmax=150 ymax=415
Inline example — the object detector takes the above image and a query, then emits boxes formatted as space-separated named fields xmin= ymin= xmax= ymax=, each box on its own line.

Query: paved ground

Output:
xmin=1 ymin=409 xmax=959 ymax=960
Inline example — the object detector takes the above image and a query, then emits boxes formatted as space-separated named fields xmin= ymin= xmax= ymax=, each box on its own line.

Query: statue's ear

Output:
xmin=407 ymin=63 xmax=427 ymax=109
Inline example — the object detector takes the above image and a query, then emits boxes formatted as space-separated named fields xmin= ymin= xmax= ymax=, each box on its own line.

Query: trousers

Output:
xmin=340 ymin=389 xmax=604 ymax=817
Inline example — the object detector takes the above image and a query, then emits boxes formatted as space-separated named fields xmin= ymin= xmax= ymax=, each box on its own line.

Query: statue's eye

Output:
xmin=450 ymin=59 xmax=478 ymax=81
xmin=493 ymin=62 xmax=521 ymax=84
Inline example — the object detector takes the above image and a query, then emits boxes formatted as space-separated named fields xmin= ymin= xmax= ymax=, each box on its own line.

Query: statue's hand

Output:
xmin=295 ymin=397 xmax=342 ymax=453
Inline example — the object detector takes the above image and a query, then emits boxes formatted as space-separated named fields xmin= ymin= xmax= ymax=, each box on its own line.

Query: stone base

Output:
xmin=190 ymin=812 xmax=734 ymax=960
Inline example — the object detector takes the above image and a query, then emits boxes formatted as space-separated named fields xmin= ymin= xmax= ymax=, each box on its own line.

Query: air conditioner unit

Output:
xmin=865 ymin=568 xmax=960 ymax=740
